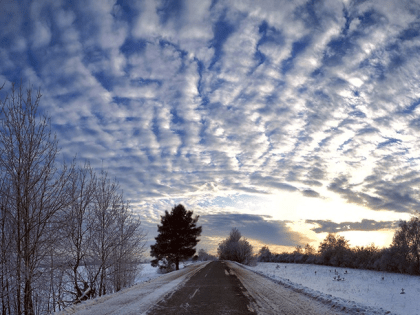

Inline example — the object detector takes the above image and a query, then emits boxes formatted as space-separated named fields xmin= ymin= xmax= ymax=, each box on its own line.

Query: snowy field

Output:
xmin=245 ymin=262 xmax=420 ymax=315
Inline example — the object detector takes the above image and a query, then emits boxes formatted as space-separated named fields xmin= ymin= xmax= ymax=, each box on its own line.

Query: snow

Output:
xmin=134 ymin=263 xmax=163 ymax=284
xmin=54 ymin=262 xmax=209 ymax=315
xmin=245 ymin=262 xmax=420 ymax=315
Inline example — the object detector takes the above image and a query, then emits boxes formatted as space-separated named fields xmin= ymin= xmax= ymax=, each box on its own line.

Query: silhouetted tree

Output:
xmin=304 ymin=243 xmax=315 ymax=255
xmin=391 ymin=213 xmax=420 ymax=274
xmin=150 ymin=204 xmax=202 ymax=271
xmin=258 ymin=246 xmax=272 ymax=262
xmin=318 ymin=233 xmax=350 ymax=266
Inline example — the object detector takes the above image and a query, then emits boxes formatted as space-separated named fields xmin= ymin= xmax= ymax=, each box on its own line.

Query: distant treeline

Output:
xmin=258 ymin=213 xmax=420 ymax=276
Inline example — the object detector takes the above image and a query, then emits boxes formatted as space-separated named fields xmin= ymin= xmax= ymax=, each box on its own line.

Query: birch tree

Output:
xmin=0 ymin=84 xmax=73 ymax=315
xmin=0 ymin=83 xmax=147 ymax=313
xmin=60 ymin=163 xmax=97 ymax=305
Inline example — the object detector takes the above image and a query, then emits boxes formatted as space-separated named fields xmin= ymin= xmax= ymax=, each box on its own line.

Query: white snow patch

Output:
xmin=134 ymin=263 xmax=163 ymax=284
xmin=245 ymin=262 xmax=420 ymax=315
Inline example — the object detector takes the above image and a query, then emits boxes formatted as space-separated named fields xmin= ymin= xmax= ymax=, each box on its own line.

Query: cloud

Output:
xmin=302 ymin=189 xmax=320 ymax=198
xmin=201 ymin=212 xmax=310 ymax=247
xmin=306 ymin=219 xmax=398 ymax=234
xmin=250 ymin=174 xmax=298 ymax=192
xmin=2 ymin=0 xmax=420 ymax=249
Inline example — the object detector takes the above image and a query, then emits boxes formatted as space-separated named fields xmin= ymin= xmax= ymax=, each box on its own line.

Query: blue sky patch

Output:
xmin=208 ymin=15 xmax=235 ymax=69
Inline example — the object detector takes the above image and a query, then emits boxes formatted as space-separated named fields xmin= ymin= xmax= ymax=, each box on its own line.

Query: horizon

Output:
xmin=1 ymin=0 xmax=419 ymax=255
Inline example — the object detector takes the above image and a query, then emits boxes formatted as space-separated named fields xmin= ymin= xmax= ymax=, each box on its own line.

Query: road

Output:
xmin=148 ymin=261 xmax=255 ymax=314
xmin=58 ymin=261 xmax=347 ymax=315
xmin=147 ymin=261 xmax=345 ymax=315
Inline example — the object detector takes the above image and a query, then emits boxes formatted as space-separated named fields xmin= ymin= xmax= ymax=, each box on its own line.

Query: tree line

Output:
xmin=0 ymin=84 xmax=146 ymax=315
xmin=257 ymin=213 xmax=420 ymax=276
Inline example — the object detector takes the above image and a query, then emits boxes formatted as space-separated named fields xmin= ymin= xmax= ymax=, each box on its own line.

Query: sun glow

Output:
xmin=243 ymin=190 xmax=410 ymax=249
xmin=261 ymin=190 xmax=410 ymax=223
xmin=338 ymin=230 xmax=395 ymax=248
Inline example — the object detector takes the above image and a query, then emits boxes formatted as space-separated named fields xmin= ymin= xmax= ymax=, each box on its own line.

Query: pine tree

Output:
xmin=150 ymin=204 xmax=202 ymax=271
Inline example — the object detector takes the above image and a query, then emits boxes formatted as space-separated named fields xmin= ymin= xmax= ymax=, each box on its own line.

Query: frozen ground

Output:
xmin=245 ymin=262 xmax=420 ymax=315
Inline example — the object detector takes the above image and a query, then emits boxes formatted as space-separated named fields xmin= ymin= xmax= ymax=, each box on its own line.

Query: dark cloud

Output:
xmin=302 ymin=189 xmax=320 ymax=198
xmin=328 ymin=177 xmax=364 ymax=205
xmin=328 ymin=173 xmax=420 ymax=213
xmin=356 ymin=126 xmax=379 ymax=135
xmin=302 ymin=180 xmax=323 ymax=187
xmin=250 ymin=174 xmax=298 ymax=192
xmin=306 ymin=166 xmax=325 ymax=181
xmin=306 ymin=219 xmax=398 ymax=234
xmin=377 ymin=138 xmax=402 ymax=149
xmin=201 ymin=213 xmax=310 ymax=246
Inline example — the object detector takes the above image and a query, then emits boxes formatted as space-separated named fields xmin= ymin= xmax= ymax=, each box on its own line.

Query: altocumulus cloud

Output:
xmin=306 ymin=219 xmax=398 ymax=234
xmin=1 ymin=0 xmax=420 ymax=250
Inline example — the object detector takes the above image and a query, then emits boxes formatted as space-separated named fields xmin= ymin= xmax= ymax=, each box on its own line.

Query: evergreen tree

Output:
xmin=150 ymin=204 xmax=202 ymax=271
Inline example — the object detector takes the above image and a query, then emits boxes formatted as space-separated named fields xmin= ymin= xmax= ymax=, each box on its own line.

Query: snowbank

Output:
xmin=134 ymin=263 xmax=162 ymax=284
xmin=245 ymin=262 xmax=419 ymax=315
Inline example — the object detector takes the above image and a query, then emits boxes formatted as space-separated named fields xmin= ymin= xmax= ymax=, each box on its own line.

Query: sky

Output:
xmin=1 ymin=0 xmax=420 ymax=254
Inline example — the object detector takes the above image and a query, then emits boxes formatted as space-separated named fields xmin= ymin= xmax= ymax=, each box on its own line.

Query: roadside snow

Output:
xmin=245 ymin=262 xmax=420 ymax=315
xmin=55 ymin=262 xmax=209 ymax=315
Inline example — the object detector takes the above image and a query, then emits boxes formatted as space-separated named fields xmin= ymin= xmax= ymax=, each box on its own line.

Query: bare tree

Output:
xmin=197 ymin=249 xmax=216 ymax=261
xmin=110 ymin=204 xmax=146 ymax=291
xmin=0 ymin=83 xmax=147 ymax=314
xmin=0 ymin=84 xmax=74 ymax=315
xmin=88 ymin=170 xmax=121 ymax=297
xmin=57 ymin=166 xmax=146 ymax=304
xmin=217 ymin=228 xmax=253 ymax=265
xmin=58 ymin=163 xmax=97 ymax=306
xmin=82 ymin=170 xmax=146 ymax=297
xmin=0 ymin=177 xmax=14 ymax=315
xmin=392 ymin=213 xmax=420 ymax=274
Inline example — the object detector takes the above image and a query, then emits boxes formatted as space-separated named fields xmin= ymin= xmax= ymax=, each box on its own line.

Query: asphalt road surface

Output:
xmin=147 ymin=261 xmax=345 ymax=315
xmin=148 ymin=261 xmax=255 ymax=314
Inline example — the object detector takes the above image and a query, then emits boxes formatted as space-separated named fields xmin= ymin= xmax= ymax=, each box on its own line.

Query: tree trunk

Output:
xmin=23 ymin=279 xmax=33 ymax=315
